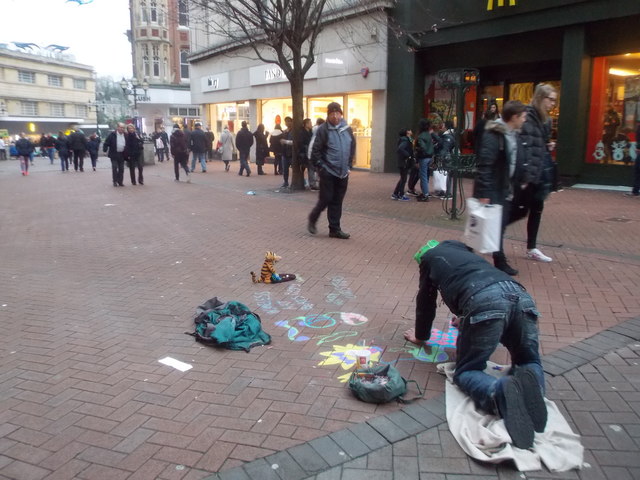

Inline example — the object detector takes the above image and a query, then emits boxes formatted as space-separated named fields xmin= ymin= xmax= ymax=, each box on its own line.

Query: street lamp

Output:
xmin=119 ymin=76 xmax=149 ymax=113
xmin=87 ymin=97 xmax=106 ymax=136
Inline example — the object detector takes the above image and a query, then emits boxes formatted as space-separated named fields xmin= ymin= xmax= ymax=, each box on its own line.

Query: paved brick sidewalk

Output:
xmin=0 ymin=157 xmax=638 ymax=479
xmin=206 ymin=318 xmax=640 ymax=480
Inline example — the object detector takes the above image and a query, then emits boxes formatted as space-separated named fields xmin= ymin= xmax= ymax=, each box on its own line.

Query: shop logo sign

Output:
xmin=265 ymin=67 xmax=285 ymax=81
xmin=487 ymin=0 xmax=516 ymax=10
xmin=207 ymin=77 xmax=219 ymax=89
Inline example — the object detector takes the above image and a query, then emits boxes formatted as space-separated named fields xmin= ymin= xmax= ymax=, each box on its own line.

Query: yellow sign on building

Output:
xmin=487 ymin=0 xmax=516 ymax=10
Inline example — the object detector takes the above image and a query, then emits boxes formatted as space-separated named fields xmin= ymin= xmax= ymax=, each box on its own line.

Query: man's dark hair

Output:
xmin=444 ymin=120 xmax=454 ymax=130
xmin=502 ymin=100 xmax=526 ymax=123
xmin=417 ymin=118 xmax=431 ymax=132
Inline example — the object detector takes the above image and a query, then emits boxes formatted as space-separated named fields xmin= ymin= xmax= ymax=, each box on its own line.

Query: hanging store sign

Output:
xmin=487 ymin=0 xmax=516 ymax=10
xmin=201 ymin=72 xmax=230 ymax=92
xmin=250 ymin=62 xmax=318 ymax=86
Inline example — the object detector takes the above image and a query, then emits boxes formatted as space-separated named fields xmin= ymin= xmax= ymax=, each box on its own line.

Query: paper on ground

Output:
xmin=158 ymin=356 xmax=193 ymax=372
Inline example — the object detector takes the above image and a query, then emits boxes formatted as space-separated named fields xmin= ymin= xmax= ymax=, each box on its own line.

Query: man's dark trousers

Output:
xmin=111 ymin=152 xmax=125 ymax=185
xmin=309 ymin=169 xmax=348 ymax=232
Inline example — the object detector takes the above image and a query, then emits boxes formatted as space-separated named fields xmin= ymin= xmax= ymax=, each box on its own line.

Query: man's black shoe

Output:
xmin=307 ymin=221 xmax=317 ymax=235
xmin=416 ymin=195 xmax=429 ymax=202
xmin=329 ymin=230 xmax=350 ymax=239
xmin=494 ymin=260 xmax=518 ymax=277
xmin=496 ymin=377 xmax=535 ymax=449
xmin=514 ymin=367 xmax=547 ymax=433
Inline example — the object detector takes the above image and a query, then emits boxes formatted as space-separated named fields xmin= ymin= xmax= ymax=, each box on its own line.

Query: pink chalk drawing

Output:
xmin=427 ymin=324 xmax=458 ymax=349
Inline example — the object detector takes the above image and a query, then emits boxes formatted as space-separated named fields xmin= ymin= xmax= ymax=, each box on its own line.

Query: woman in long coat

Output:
xmin=220 ymin=125 xmax=235 ymax=172
xmin=253 ymin=124 xmax=269 ymax=175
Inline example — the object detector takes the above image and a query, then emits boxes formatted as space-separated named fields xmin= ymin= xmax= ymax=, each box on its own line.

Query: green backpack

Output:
xmin=348 ymin=364 xmax=422 ymax=404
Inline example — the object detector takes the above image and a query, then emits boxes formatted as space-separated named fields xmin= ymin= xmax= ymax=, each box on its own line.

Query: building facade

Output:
xmin=388 ymin=0 xmax=640 ymax=185
xmin=0 ymin=44 xmax=97 ymax=141
xmin=128 ymin=0 xmax=199 ymax=134
xmin=188 ymin=1 xmax=393 ymax=170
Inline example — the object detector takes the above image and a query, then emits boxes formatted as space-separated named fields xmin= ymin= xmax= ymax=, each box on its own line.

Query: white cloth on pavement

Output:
xmin=438 ymin=361 xmax=584 ymax=472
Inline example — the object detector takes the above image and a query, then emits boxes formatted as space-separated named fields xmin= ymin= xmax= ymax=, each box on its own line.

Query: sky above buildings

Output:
xmin=1 ymin=0 xmax=132 ymax=79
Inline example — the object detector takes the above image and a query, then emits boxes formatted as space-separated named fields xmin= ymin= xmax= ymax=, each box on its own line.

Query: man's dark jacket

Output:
xmin=189 ymin=127 xmax=208 ymax=153
xmin=235 ymin=127 xmax=254 ymax=153
xmin=68 ymin=131 xmax=87 ymax=151
xmin=103 ymin=131 xmax=124 ymax=160
xmin=15 ymin=138 xmax=34 ymax=156
xmin=416 ymin=240 xmax=520 ymax=338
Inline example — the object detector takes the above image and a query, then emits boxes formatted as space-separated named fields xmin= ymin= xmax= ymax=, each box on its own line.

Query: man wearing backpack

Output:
xmin=405 ymin=239 xmax=547 ymax=450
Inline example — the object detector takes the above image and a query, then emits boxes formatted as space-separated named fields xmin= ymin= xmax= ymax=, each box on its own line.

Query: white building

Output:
xmin=128 ymin=0 xmax=200 ymax=133
xmin=187 ymin=2 xmax=393 ymax=170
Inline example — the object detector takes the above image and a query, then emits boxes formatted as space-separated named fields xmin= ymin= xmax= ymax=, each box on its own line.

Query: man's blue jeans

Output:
xmin=191 ymin=151 xmax=206 ymax=172
xmin=419 ymin=156 xmax=432 ymax=196
xmin=453 ymin=281 xmax=544 ymax=415
xmin=238 ymin=150 xmax=251 ymax=176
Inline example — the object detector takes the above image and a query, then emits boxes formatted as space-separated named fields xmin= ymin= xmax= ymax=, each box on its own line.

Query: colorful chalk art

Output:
xmin=258 ymin=278 xmax=458 ymax=383
xmin=274 ymin=312 xmax=459 ymax=382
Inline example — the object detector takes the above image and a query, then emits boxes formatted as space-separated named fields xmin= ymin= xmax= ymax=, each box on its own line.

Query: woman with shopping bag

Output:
xmin=472 ymin=100 xmax=528 ymax=276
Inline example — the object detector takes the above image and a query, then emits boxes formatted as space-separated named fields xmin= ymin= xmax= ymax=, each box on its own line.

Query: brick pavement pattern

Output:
xmin=0 ymin=157 xmax=639 ymax=479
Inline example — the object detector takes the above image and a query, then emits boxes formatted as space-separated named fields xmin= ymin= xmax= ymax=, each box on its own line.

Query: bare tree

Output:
xmin=190 ymin=0 xmax=329 ymax=191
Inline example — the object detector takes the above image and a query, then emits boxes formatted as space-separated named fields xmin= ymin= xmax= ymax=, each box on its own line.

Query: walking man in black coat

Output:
xmin=103 ymin=123 xmax=127 ymax=186
xmin=235 ymin=121 xmax=254 ymax=177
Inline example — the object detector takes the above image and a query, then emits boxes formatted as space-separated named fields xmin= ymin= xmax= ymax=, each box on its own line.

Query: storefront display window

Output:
xmin=586 ymin=53 xmax=640 ymax=165
xmin=209 ymin=101 xmax=249 ymax=137
xmin=346 ymin=93 xmax=372 ymax=168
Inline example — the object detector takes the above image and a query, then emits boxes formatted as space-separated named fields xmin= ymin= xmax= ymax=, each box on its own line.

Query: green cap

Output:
xmin=414 ymin=240 xmax=439 ymax=264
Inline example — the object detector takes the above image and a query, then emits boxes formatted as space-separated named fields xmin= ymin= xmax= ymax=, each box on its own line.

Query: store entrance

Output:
xmin=475 ymin=74 xmax=561 ymax=153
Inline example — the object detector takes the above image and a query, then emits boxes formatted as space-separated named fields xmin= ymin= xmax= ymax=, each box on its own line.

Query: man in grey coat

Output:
xmin=307 ymin=102 xmax=355 ymax=239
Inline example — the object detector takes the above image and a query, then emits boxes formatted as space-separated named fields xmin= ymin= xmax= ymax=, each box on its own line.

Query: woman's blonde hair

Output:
xmin=531 ymin=83 xmax=556 ymax=122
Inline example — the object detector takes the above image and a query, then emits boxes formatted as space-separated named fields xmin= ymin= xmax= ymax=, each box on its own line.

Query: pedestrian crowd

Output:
xmin=10 ymin=128 xmax=102 ymax=176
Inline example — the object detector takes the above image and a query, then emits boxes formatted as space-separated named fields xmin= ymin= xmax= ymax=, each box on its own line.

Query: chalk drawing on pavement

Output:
xmin=273 ymin=312 xmax=369 ymax=343
xmin=326 ymin=276 xmax=356 ymax=306
xmin=318 ymin=344 xmax=384 ymax=383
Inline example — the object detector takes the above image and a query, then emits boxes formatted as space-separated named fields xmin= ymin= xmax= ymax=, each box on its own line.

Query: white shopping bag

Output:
xmin=433 ymin=171 xmax=448 ymax=192
xmin=463 ymin=198 xmax=503 ymax=254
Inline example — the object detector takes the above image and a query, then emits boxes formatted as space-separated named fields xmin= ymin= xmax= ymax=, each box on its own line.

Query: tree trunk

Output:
xmin=289 ymin=77 xmax=305 ymax=191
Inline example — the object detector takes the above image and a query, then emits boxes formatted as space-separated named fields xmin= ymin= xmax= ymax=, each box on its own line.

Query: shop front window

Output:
xmin=210 ymin=102 xmax=250 ymax=138
xmin=586 ymin=53 xmax=640 ymax=165
xmin=346 ymin=93 xmax=372 ymax=168
xmin=261 ymin=98 xmax=295 ymax=129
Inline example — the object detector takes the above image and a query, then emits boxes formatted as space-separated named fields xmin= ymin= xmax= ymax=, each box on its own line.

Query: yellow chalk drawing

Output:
xmin=318 ymin=344 xmax=383 ymax=383
xmin=487 ymin=0 xmax=516 ymax=10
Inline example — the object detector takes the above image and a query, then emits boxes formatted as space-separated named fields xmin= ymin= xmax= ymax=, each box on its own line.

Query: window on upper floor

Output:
xmin=153 ymin=56 xmax=160 ymax=77
xmin=143 ymin=55 xmax=150 ymax=77
xmin=178 ymin=0 xmax=188 ymax=27
xmin=18 ymin=70 xmax=36 ymax=84
xmin=141 ymin=0 xmax=148 ymax=22
xmin=75 ymin=104 xmax=88 ymax=117
xmin=21 ymin=101 xmax=38 ymax=115
xmin=73 ymin=78 xmax=87 ymax=89
xmin=48 ymin=75 xmax=63 ymax=87
xmin=150 ymin=0 xmax=157 ymax=22
xmin=180 ymin=50 xmax=189 ymax=79
xmin=50 ymin=103 xmax=65 ymax=117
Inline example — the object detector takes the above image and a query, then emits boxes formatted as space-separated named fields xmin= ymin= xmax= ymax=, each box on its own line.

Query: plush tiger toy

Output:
xmin=251 ymin=251 xmax=296 ymax=284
